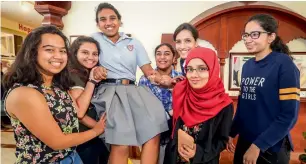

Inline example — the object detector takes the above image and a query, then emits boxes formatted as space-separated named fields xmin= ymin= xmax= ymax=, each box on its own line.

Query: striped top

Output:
xmin=230 ymin=51 xmax=300 ymax=152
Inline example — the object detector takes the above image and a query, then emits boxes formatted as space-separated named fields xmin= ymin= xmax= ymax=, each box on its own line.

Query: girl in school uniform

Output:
xmin=90 ymin=3 xmax=176 ymax=164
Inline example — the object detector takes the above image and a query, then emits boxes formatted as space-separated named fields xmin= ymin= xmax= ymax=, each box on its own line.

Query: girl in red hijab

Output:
xmin=164 ymin=47 xmax=234 ymax=164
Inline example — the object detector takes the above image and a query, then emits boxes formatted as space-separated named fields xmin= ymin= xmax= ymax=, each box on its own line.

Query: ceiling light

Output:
xmin=20 ymin=1 xmax=33 ymax=12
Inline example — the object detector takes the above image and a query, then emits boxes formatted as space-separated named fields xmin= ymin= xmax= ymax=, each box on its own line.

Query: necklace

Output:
xmin=41 ymin=84 xmax=52 ymax=90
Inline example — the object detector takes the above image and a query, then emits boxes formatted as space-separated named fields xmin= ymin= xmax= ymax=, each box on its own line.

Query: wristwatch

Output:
xmin=88 ymin=78 xmax=98 ymax=85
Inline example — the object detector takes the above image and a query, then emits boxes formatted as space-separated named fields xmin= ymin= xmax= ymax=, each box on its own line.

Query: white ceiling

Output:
xmin=1 ymin=1 xmax=305 ymax=29
xmin=1 ymin=1 xmax=43 ymax=28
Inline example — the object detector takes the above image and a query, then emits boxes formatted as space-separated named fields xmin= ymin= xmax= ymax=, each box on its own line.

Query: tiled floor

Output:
xmin=1 ymin=130 xmax=303 ymax=164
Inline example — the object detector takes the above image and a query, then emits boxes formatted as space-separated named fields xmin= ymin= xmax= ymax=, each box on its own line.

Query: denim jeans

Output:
xmin=56 ymin=151 xmax=83 ymax=164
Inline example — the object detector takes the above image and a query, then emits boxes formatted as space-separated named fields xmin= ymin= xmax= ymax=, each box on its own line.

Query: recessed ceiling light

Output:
xmin=20 ymin=2 xmax=29 ymax=11
xmin=20 ymin=1 xmax=33 ymax=12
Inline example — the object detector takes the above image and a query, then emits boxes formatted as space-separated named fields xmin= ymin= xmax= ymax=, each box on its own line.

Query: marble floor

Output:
xmin=1 ymin=130 xmax=302 ymax=164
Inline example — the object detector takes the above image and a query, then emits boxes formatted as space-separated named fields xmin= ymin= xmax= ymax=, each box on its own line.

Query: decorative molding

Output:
xmin=286 ymin=36 xmax=306 ymax=45
xmin=34 ymin=2 xmax=71 ymax=30
xmin=1 ymin=144 xmax=16 ymax=149
xmin=219 ymin=58 xmax=226 ymax=83
xmin=161 ymin=2 xmax=306 ymax=82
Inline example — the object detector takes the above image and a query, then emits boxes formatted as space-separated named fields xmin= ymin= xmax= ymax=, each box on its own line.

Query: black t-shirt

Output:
xmin=70 ymin=72 xmax=97 ymax=132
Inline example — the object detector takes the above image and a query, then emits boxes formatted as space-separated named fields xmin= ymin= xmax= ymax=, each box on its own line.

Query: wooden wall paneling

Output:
xmin=196 ymin=17 xmax=220 ymax=54
xmin=278 ymin=20 xmax=306 ymax=43
xmin=226 ymin=12 xmax=250 ymax=52
xmin=161 ymin=5 xmax=306 ymax=78
xmin=161 ymin=34 xmax=175 ymax=48
xmin=219 ymin=15 xmax=228 ymax=59
xmin=160 ymin=2 xmax=306 ymax=161
xmin=219 ymin=15 xmax=228 ymax=81
xmin=291 ymin=101 xmax=306 ymax=152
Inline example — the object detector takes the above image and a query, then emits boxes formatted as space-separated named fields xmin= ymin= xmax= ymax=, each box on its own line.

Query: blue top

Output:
xmin=180 ymin=58 xmax=186 ymax=76
xmin=91 ymin=32 xmax=151 ymax=81
xmin=230 ymin=51 xmax=300 ymax=152
xmin=138 ymin=69 xmax=182 ymax=112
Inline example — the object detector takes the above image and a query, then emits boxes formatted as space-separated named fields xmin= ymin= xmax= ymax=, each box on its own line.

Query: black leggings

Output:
xmin=233 ymin=137 xmax=290 ymax=164
xmin=76 ymin=137 xmax=109 ymax=164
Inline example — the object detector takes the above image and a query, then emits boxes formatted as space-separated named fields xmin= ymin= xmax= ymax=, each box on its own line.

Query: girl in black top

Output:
xmin=68 ymin=36 xmax=109 ymax=164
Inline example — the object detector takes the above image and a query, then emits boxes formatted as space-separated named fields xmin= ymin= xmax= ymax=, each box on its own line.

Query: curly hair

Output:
xmin=3 ymin=25 xmax=73 ymax=91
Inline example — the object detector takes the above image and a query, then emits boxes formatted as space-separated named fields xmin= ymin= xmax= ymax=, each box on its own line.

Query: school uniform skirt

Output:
xmin=91 ymin=83 xmax=169 ymax=146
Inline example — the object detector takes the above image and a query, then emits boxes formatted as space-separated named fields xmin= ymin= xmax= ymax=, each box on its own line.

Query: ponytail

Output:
xmin=270 ymin=35 xmax=291 ymax=57
xmin=246 ymin=14 xmax=292 ymax=58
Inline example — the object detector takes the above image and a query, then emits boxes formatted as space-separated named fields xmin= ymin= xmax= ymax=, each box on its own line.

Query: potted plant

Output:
xmin=299 ymin=132 xmax=306 ymax=164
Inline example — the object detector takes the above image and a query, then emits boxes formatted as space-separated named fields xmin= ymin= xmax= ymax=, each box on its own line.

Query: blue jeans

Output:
xmin=56 ymin=151 xmax=83 ymax=164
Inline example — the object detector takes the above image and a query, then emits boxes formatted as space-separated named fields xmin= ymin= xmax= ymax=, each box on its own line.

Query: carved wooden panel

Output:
xmin=160 ymin=2 xmax=306 ymax=162
xmin=161 ymin=3 xmax=306 ymax=61
xmin=34 ymin=1 xmax=71 ymax=30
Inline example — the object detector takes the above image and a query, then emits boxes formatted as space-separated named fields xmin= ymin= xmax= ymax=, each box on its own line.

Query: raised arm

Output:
xmin=70 ymin=66 xmax=107 ymax=118
xmin=140 ymin=64 xmax=174 ymax=87
xmin=6 ymin=87 xmax=105 ymax=150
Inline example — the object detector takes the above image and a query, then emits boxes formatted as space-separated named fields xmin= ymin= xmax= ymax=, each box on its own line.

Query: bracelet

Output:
xmin=88 ymin=78 xmax=98 ymax=85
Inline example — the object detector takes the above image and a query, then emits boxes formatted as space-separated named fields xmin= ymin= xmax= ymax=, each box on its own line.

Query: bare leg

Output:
xmin=140 ymin=135 xmax=160 ymax=164
xmin=109 ymin=144 xmax=129 ymax=164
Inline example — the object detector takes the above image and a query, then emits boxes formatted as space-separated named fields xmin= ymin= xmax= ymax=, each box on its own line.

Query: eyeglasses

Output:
xmin=241 ymin=31 xmax=271 ymax=40
xmin=185 ymin=67 xmax=209 ymax=74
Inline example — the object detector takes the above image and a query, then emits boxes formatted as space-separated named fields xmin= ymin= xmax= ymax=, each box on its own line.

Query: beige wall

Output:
xmin=62 ymin=1 xmax=306 ymax=81
xmin=1 ymin=17 xmax=34 ymax=38
xmin=62 ymin=1 xmax=226 ymax=80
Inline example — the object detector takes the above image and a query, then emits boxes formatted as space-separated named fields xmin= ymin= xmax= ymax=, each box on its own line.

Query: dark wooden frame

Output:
xmin=228 ymin=52 xmax=306 ymax=91
xmin=228 ymin=53 xmax=253 ymax=91
xmin=69 ymin=35 xmax=83 ymax=44
xmin=292 ymin=52 xmax=306 ymax=91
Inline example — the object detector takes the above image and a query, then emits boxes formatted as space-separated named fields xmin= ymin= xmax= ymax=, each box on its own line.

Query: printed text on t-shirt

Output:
xmin=241 ymin=77 xmax=265 ymax=100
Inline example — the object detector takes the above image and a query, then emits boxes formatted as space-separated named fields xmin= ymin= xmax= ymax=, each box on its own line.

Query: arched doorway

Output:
xmin=161 ymin=1 xmax=306 ymax=162
xmin=162 ymin=1 xmax=306 ymax=80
